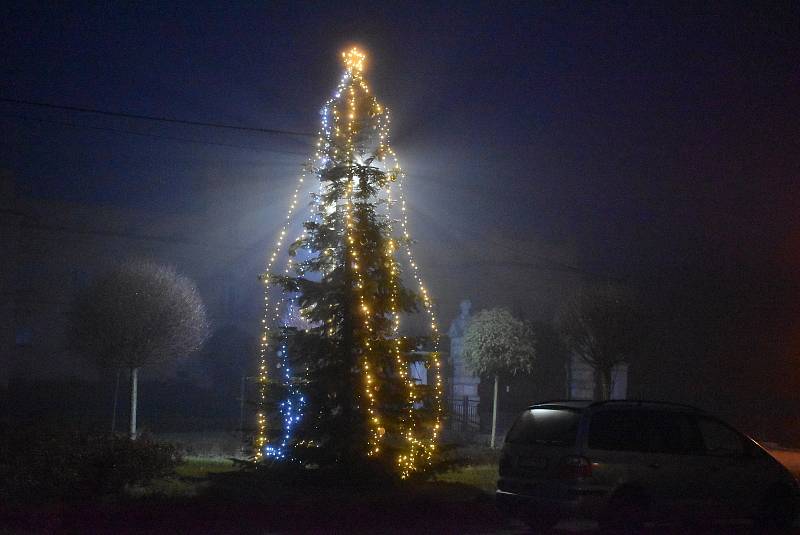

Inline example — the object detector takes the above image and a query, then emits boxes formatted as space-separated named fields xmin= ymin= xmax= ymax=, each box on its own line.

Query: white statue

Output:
xmin=448 ymin=299 xmax=472 ymax=339
xmin=447 ymin=299 xmax=480 ymax=401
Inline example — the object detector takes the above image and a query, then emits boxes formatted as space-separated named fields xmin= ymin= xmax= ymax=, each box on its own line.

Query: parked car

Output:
xmin=496 ymin=400 xmax=799 ymax=531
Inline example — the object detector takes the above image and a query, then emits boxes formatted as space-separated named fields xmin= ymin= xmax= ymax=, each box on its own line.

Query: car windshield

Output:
xmin=505 ymin=408 xmax=581 ymax=446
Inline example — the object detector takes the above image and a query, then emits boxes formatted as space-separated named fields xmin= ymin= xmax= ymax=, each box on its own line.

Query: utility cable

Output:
xmin=0 ymin=97 xmax=316 ymax=138
xmin=1 ymin=113 xmax=308 ymax=155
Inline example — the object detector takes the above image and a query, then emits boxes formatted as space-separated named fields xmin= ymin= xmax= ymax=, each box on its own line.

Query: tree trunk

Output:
xmin=597 ymin=367 xmax=612 ymax=401
xmin=111 ymin=368 xmax=121 ymax=433
xmin=129 ymin=367 xmax=139 ymax=439
xmin=340 ymin=226 xmax=361 ymax=462
xmin=490 ymin=374 xmax=499 ymax=449
xmin=239 ymin=373 xmax=246 ymax=444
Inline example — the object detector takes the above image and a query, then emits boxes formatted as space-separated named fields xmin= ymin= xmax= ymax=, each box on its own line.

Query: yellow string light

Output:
xmin=255 ymin=166 xmax=309 ymax=460
xmin=342 ymin=47 xmax=366 ymax=73
xmin=365 ymin=56 xmax=443 ymax=474
xmin=351 ymin=48 xmax=443 ymax=473
xmin=382 ymin=115 xmax=444 ymax=470
xmin=257 ymin=46 xmax=442 ymax=474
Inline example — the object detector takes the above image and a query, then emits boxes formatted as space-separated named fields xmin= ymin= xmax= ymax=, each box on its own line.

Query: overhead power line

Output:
xmin=0 ymin=97 xmax=317 ymax=138
xmin=2 ymin=113 xmax=309 ymax=156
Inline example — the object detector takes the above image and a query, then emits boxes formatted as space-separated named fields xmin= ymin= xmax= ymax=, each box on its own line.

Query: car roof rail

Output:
xmin=587 ymin=399 xmax=705 ymax=412
xmin=527 ymin=399 xmax=594 ymax=409
xmin=534 ymin=399 xmax=593 ymax=405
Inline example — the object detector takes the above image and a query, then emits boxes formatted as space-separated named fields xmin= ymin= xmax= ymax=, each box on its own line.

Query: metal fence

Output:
xmin=445 ymin=396 xmax=480 ymax=432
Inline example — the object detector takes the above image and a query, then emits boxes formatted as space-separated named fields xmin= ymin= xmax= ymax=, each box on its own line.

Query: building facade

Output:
xmin=567 ymin=354 xmax=628 ymax=400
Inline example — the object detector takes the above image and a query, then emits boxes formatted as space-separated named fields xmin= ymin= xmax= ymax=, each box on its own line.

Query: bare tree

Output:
xmin=557 ymin=284 xmax=640 ymax=400
xmin=462 ymin=308 xmax=536 ymax=448
xmin=70 ymin=260 xmax=209 ymax=438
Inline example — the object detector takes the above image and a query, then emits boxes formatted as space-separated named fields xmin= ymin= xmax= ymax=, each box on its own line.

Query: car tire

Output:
xmin=599 ymin=489 xmax=648 ymax=534
xmin=753 ymin=484 xmax=798 ymax=531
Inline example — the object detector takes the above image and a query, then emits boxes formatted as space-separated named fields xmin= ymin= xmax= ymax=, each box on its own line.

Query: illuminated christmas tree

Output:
xmin=255 ymin=48 xmax=442 ymax=477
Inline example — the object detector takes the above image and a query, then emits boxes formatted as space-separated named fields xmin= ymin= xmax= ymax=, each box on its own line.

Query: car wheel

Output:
xmin=753 ymin=484 xmax=798 ymax=531
xmin=599 ymin=489 xmax=648 ymax=534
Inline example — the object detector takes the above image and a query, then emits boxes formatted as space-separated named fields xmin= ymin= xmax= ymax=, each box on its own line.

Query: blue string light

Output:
xmin=263 ymin=295 xmax=306 ymax=460
xmin=262 ymin=73 xmax=348 ymax=461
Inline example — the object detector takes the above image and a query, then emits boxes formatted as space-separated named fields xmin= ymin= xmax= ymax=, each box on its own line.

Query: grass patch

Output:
xmin=127 ymin=449 xmax=500 ymax=504
xmin=436 ymin=464 xmax=497 ymax=493
xmin=127 ymin=477 xmax=198 ymax=499
xmin=127 ymin=456 xmax=237 ymax=499
xmin=175 ymin=456 xmax=237 ymax=478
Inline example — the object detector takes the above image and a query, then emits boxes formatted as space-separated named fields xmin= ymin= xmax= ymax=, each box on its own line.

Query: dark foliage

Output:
xmin=0 ymin=426 xmax=181 ymax=503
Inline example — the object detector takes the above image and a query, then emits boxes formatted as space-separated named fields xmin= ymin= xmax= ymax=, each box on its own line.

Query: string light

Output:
xmin=378 ymin=104 xmax=443 ymax=474
xmin=258 ymin=152 xmax=322 ymax=460
xmin=341 ymin=53 xmax=382 ymax=454
xmin=344 ymin=47 xmax=443 ymax=473
xmin=255 ymin=46 xmax=442 ymax=475
xmin=254 ymin=165 xmax=307 ymax=461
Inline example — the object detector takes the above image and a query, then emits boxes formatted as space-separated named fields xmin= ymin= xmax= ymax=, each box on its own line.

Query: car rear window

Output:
xmin=505 ymin=408 xmax=581 ymax=446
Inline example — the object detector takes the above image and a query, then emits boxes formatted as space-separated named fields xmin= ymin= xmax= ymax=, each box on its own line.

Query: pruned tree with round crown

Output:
xmin=255 ymin=48 xmax=442 ymax=478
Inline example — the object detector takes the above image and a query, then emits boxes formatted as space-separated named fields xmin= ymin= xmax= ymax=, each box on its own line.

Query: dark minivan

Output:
xmin=496 ymin=400 xmax=799 ymax=531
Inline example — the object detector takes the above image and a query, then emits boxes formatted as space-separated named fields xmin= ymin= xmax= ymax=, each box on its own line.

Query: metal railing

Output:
xmin=446 ymin=396 xmax=480 ymax=432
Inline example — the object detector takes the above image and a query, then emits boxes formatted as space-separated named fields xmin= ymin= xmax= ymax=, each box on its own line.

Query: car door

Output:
xmin=585 ymin=409 xmax=704 ymax=520
xmin=694 ymin=416 xmax=772 ymax=518
xmin=639 ymin=411 xmax=709 ymax=520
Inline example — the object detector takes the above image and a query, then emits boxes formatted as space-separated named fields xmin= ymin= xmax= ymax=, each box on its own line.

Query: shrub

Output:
xmin=0 ymin=426 xmax=181 ymax=503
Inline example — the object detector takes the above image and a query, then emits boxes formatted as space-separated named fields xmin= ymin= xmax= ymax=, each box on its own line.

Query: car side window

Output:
xmin=589 ymin=409 xmax=706 ymax=454
xmin=697 ymin=417 xmax=745 ymax=457
xmin=588 ymin=410 xmax=647 ymax=452
xmin=646 ymin=411 xmax=703 ymax=454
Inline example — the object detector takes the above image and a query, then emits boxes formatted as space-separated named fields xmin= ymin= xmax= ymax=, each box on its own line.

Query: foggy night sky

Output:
xmin=3 ymin=3 xmax=800 ymax=407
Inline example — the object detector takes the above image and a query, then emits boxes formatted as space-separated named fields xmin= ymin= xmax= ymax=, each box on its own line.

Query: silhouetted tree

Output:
xmin=70 ymin=260 xmax=209 ymax=438
xmin=557 ymin=284 xmax=640 ymax=400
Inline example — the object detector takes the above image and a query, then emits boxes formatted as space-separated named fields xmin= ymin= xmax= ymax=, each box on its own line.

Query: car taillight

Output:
xmin=558 ymin=455 xmax=592 ymax=480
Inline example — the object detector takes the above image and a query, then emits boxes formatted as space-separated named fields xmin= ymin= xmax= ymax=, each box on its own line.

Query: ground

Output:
xmin=2 ymin=448 xmax=799 ymax=533
xmin=0 ymin=453 xmax=510 ymax=533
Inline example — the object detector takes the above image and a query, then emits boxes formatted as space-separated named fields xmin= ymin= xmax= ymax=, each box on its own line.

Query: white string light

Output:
xmin=255 ymin=166 xmax=307 ymax=460
xmin=256 ymin=47 xmax=442 ymax=475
